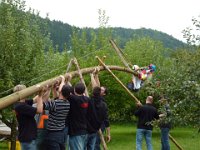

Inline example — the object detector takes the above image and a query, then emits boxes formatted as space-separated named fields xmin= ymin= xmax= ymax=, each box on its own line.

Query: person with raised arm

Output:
xmin=14 ymin=84 xmax=44 ymax=150
xmin=43 ymin=75 xmax=71 ymax=150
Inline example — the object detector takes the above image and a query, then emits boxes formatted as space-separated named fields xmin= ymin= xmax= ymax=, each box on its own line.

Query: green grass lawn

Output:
xmin=0 ymin=142 xmax=7 ymax=150
xmin=106 ymin=123 xmax=200 ymax=150
xmin=0 ymin=123 xmax=199 ymax=150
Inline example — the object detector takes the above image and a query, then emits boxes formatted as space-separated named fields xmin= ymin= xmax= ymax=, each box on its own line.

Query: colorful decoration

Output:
xmin=148 ymin=64 xmax=156 ymax=72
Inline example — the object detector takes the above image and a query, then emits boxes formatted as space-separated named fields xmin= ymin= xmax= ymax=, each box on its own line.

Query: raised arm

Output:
xmin=52 ymin=81 xmax=59 ymax=99
xmin=58 ymin=75 xmax=65 ymax=93
xmin=90 ymin=73 xmax=99 ymax=89
xmin=42 ymin=87 xmax=51 ymax=102
xmin=90 ymin=67 xmax=101 ymax=88
xmin=35 ymin=89 xmax=46 ymax=113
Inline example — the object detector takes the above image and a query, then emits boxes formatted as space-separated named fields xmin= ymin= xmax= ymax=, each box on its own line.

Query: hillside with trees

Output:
xmin=45 ymin=19 xmax=186 ymax=51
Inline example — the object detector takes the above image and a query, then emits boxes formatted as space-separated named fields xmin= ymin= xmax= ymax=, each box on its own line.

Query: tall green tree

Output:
xmin=0 ymin=1 xmax=53 ymax=149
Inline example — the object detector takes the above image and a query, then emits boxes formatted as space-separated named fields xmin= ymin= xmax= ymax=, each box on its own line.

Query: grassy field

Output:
xmin=0 ymin=123 xmax=199 ymax=150
xmin=106 ymin=123 xmax=200 ymax=150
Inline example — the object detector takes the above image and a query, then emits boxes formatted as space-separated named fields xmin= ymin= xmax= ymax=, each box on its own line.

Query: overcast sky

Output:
xmin=25 ymin=0 xmax=200 ymax=42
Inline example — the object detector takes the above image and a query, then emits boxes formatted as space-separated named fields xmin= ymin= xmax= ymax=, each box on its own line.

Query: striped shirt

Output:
xmin=44 ymin=99 xmax=70 ymax=131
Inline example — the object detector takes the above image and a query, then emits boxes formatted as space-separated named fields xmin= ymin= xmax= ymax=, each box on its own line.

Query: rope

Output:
xmin=0 ymin=49 xmax=102 ymax=96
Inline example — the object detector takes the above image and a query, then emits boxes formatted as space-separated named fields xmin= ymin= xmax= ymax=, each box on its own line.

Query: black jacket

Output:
xmin=87 ymin=96 xmax=109 ymax=133
xmin=135 ymin=103 xmax=159 ymax=130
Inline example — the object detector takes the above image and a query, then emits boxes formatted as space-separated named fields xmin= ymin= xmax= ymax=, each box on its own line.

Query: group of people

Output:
xmin=134 ymin=96 xmax=171 ymax=150
xmin=13 ymin=66 xmax=171 ymax=150
xmin=13 ymin=68 xmax=110 ymax=150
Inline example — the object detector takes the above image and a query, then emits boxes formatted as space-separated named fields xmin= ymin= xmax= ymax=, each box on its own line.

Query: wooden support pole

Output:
xmin=169 ymin=134 xmax=184 ymax=150
xmin=98 ymin=56 xmax=106 ymax=66
xmin=96 ymin=56 xmax=140 ymax=104
xmin=99 ymin=129 xmax=108 ymax=150
xmin=96 ymin=56 xmax=184 ymax=150
xmin=72 ymin=58 xmax=89 ymax=97
xmin=66 ymin=59 xmax=73 ymax=73
xmin=0 ymin=65 xmax=135 ymax=110
xmin=109 ymin=39 xmax=131 ymax=70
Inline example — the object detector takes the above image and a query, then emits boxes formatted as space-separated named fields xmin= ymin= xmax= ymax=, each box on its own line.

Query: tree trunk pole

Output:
xmin=0 ymin=66 xmax=135 ymax=109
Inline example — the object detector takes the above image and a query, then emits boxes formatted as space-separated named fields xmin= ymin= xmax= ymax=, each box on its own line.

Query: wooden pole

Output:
xmin=66 ymin=59 xmax=73 ymax=73
xmin=0 ymin=66 xmax=135 ymax=109
xmin=96 ymin=56 xmax=140 ymax=104
xmin=72 ymin=58 xmax=89 ymax=97
xmin=109 ymin=39 xmax=132 ymax=70
xmin=96 ymin=56 xmax=184 ymax=150
xmin=99 ymin=129 xmax=108 ymax=150
xmin=169 ymin=134 xmax=184 ymax=150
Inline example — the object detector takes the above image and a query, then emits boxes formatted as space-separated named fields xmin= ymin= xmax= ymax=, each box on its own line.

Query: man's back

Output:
xmin=14 ymin=99 xmax=37 ymax=142
xmin=68 ymin=94 xmax=89 ymax=136
xmin=87 ymin=96 xmax=108 ymax=133
xmin=135 ymin=104 xmax=159 ymax=130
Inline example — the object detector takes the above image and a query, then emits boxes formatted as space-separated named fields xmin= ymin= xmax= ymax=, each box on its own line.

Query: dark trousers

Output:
xmin=36 ymin=129 xmax=48 ymax=150
xmin=161 ymin=128 xmax=170 ymax=150
xmin=45 ymin=130 xmax=65 ymax=150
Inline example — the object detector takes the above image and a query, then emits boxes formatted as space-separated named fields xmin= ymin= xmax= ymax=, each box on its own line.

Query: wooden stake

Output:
xmin=66 ymin=59 xmax=73 ymax=73
xmin=96 ymin=56 xmax=184 ymax=150
xmin=98 ymin=56 xmax=106 ymax=66
xmin=96 ymin=56 xmax=140 ymax=104
xmin=99 ymin=129 xmax=108 ymax=150
xmin=169 ymin=134 xmax=184 ymax=150
xmin=72 ymin=58 xmax=89 ymax=97
xmin=109 ymin=39 xmax=131 ymax=70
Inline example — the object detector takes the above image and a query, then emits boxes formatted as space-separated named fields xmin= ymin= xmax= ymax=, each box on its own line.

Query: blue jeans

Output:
xmin=136 ymin=129 xmax=153 ymax=150
xmin=161 ymin=128 xmax=170 ymax=150
xmin=45 ymin=130 xmax=65 ymax=150
xmin=87 ymin=133 xmax=97 ymax=150
xmin=64 ymin=127 xmax=70 ymax=150
xmin=69 ymin=134 xmax=88 ymax=150
xmin=20 ymin=140 xmax=36 ymax=150
xmin=94 ymin=132 xmax=101 ymax=150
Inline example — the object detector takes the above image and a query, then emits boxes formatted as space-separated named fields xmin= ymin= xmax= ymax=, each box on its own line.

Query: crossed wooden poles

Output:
xmin=0 ymin=56 xmax=184 ymax=150
xmin=96 ymin=56 xmax=184 ymax=150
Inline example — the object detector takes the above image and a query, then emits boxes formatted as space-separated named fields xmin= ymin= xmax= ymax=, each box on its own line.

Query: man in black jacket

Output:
xmin=68 ymin=82 xmax=90 ymax=150
xmin=135 ymin=96 xmax=159 ymax=150
xmin=89 ymin=69 xmax=111 ymax=150
xmin=14 ymin=84 xmax=43 ymax=150
xmin=87 ymin=86 xmax=109 ymax=150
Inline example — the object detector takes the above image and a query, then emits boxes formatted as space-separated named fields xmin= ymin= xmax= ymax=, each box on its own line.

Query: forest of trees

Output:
xmin=45 ymin=19 xmax=186 ymax=51
xmin=0 ymin=0 xmax=200 ymax=149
